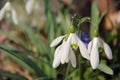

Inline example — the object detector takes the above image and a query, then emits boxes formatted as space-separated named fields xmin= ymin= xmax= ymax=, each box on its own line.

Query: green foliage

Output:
xmin=98 ymin=63 xmax=113 ymax=75
xmin=0 ymin=69 xmax=28 ymax=80
xmin=0 ymin=45 xmax=46 ymax=77
xmin=90 ymin=2 xmax=99 ymax=39
xmin=0 ymin=0 xmax=120 ymax=80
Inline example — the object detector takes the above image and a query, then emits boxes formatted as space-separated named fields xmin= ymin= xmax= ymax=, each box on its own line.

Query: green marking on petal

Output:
xmin=71 ymin=44 xmax=78 ymax=49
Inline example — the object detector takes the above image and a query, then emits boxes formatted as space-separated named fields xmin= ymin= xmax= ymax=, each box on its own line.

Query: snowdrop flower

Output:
xmin=25 ymin=0 xmax=39 ymax=14
xmin=0 ymin=1 xmax=18 ymax=24
xmin=88 ymin=37 xmax=112 ymax=69
xmin=25 ymin=0 xmax=34 ymax=14
xmin=50 ymin=32 xmax=89 ymax=68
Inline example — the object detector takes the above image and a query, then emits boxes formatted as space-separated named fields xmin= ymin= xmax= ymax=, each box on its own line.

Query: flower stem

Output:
xmin=65 ymin=63 xmax=70 ymax=80
xmin=90 ymin=2 xmax=99 ymax=39
xmin=79 ymin=54 xmax=82 ymax=80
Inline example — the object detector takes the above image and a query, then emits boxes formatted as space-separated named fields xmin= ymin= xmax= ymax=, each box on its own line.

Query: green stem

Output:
xmin=79 ymin=54 xmax=82 ymax=80
xmin=65 ymin=63 xmax=70 ymax=80
xmin=90 ymin=2 xmax=99 ymax=39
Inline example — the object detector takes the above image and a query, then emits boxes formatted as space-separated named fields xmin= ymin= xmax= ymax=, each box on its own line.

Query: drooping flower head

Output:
xmin=88 ymin=37 xmax=112 ymax=69
xmin=50 ymin=24 xmax=89 ymax=68
xmin=0 ymin=1 xmax=18 ymax=24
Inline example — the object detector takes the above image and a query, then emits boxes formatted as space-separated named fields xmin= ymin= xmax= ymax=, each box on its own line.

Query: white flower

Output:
xmin=88 ymin=37 xmax=112 ymax=69
xmin=0 ymin=2 xmax=10 ymax=20
xmin=11 ymin=8 xmax=18 ymax=24
xmin=25 ymin=0 xmax=34 ymax=14
xmin=25 ymin=0 xmax=39 ymax=14
xmin=50 ymin=33 xmax=89 ymax=68
xmin=0 ymin=2 xmax=18 ymax=24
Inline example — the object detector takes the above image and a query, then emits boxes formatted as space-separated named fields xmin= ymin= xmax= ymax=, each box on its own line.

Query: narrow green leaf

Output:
xmin=98 ymin=63 xmax=113 ymax=75
xmin=99 ymin=11 xmax=107 ymax=23
xmin=17 ymin=22 xmax=47 ymax=55
xmin=44 ymin=0 xmax=56 ymax=43
xmin=1 ymin=49 xmax=34 ymax=73
xmin=0 ymin=69 xmax=28 ymax=80
xmin=0 ymin=45 xmax=47 ymax=77
xmin=78 ymin=17 xmax=91 ymax=27
xmin=90 ymin=2 xmax=99 ymax=39
xmin=0 ymin=30 xmax=28 ymax=49
xmin=60 ymin=12 xmax=69 ymax=34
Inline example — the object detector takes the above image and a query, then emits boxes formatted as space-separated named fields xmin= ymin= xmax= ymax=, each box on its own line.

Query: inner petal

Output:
xmin=61 ymin=41 xmax=70 ymax=64
xmin=70 ymin=33 xmax=78 ymax=44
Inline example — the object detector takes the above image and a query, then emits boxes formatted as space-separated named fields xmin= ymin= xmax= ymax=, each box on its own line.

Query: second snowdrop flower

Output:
xmin=88 ymin=37 xmax=113 ymax=69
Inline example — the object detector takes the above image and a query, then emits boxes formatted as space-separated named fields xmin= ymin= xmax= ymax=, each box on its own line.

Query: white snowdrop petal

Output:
xmin=65 ymin=48 xmax=71 ymax=63
xmin=54 ymin=45 xmax=61 ymax=57
xmin=90 ymin=39 xmax=99 ymax=69
xmin=103 ymin=41 xmax=112 ymax=60
xmin=90 ymin=48 xmax=99 ymax=69
xmin=117 ymin=13 xmax=120 ymax=23
xmin=70 ymin=33 xmax=78 ymax=44
xmin=53 ymin=51 xmax=61 ymax=68
xmin=0 ymin=2 xmax=10 ymax=20
xmin=11 ymin=8 xmax=18 ymax=24
xmin=88 ymin=40 xmax=93 ymax=55
xmin=25 ymin=0 xmax=34 ymax=14
xmin=78 ymin=38 xmax=89 ymax=60
xmin=97 ymin=38 xmax=103 ymax=47
xmin=70 ymin=48 xmax=76 ymax=68
xmin=50 ymin=35 xmax=65 ymax=47
xmin=0 ymin=8 xmax=6 ymax=20
xmin=61 ymin=41 xmax=70 ymax=64
xmin=65 ymin=55 xmax=70 ymax=63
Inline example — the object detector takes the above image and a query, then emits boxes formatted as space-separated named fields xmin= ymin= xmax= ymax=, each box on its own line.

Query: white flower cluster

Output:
xmin=50 ymin=33 xmax=112 ymax=69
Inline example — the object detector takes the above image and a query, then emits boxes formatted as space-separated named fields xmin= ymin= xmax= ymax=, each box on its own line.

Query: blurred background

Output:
xmin=0 ymin=0 xmax=120 ymax=80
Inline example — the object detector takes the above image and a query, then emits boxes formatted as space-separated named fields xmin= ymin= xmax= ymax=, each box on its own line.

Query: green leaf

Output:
xmin=98 ymin=63 xmax=113 ymax=75
xmin=90 ymin=2 xmax=99 ymax=39
xmin=78 ymin=17 xmax=91 ymax=27
xmin=0 ymin=30 xmax=28 ymax=49
xmin=84 ymin=67 xmax=93 ymax=80
xmin=0 ymin=45 xmax=46 ymax=77
xmin=44 ymin=0 xmax=56 ymax=43
xmin=17 ymin=22 xmax=48 ymax=55
xmin=0 ymin=69 xmax=28 ymax=80
xmin=1 ymin=48 xmax=34 ymax=73
xmin=34 ymin=77 xmax=53 ymax=80
xmin=99 ymin=11 xmax=107 ymax=23
xmin=106 ymin=29 xmax=118 ymax=42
